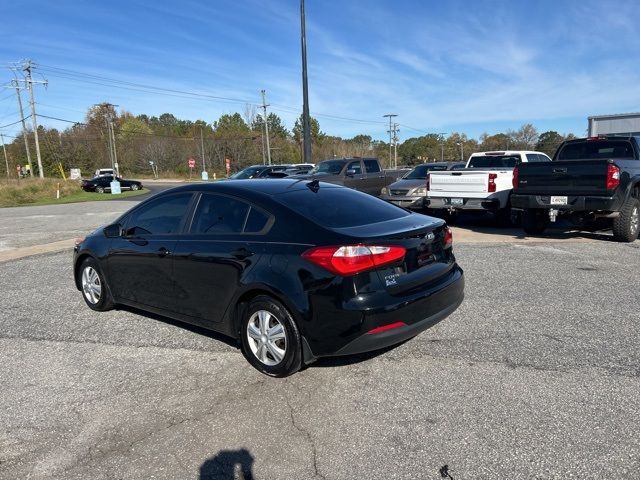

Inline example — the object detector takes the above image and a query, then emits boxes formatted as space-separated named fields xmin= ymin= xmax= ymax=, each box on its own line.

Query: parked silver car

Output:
xmin=380 ymin=162 xmax=465 ymax=209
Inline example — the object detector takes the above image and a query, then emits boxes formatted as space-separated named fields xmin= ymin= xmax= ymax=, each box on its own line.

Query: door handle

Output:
xmin=231 ymin=247 xmax=253 ymax=260
xmin=158 ymin=247 xmax=171 ymax=257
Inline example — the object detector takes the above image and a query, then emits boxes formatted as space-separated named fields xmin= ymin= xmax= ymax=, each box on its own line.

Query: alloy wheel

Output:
xmin=246 ymin=310 xmax=287 ymax=366
xmin=81 ymin=266 xmax=102 ymax=304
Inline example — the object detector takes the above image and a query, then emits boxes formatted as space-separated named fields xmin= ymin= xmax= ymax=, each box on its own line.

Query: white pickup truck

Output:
xmin=426 ymin=151 xmax=552 ymax=221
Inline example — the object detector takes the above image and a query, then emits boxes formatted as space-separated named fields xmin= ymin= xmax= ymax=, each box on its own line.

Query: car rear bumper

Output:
xmin=426 ymin=196 xmax=501 ymax=211
xmin=511 ymin=194 xmax=619 ymax=212
xmin=329 ymin=266 xmax=464 ymax=357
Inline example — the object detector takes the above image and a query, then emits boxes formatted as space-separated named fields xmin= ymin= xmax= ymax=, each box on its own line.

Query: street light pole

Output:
xmin=300 ymin=0 xmax=312 ymax=164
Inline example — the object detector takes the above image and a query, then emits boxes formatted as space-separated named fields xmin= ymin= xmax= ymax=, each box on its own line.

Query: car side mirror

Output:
xmin=346 ymin=169 xmax=356 ymax=177
xmin=103 ymin=223 xmax=123 ymax=238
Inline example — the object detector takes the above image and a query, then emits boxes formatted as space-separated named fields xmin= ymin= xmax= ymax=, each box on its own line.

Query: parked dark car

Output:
xmin=81 ymin=175 xmax=143 ymax=193
xmin=512 ymin=135 xmax=640 ymax=242
xmin=73 ymin=180 xmax=464 ymax=376
xmin=228 ymin=165 xmax=291 ymax=179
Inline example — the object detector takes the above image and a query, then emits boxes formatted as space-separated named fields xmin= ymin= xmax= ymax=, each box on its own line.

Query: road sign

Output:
xmin=188 ymin=158 xmax=196 ymax=168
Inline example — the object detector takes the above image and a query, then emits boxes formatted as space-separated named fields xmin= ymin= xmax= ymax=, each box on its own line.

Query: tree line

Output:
xmin=0 ymin=102 xmax=577 ymax=179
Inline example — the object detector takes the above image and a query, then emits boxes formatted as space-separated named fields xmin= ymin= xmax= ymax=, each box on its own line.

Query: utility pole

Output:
xmin=200 ymin=127 xmax=206 ymax=173
xmin=1 ymin=133 xmax=9 ymax=179
xmin=437 ymin=132 xmax=447 ymax=161
xmin=260 ymin=89 xmax=272 ymax=165
xmin=107 ymin=115 xmax=118 ymax=176
xmin=12 ymin=80 xmax=33 ymax=177
xmin=300 ymin=0 xmax=312 ymax=164
xmin=104 ymin=117 xmax=115 ymax=172
xmin=456 ymin=142 xmax=464 ymax=162
xmin=23 ymin=60 xmax=47 ymax=178
xmin=383 ymin=114 xmax=397 ymax=168
xmin=392 ymin=123 xmax=399 ymax=168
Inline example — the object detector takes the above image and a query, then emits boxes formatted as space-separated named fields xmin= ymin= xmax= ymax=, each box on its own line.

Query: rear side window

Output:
xmin=526 ymin=154 xmax=540 ymax=162
xmin=467 ymin=155 xmax=521 ymax=168
xmin=364 ymin=160 xmax=381 ymax=173
xmin=125 ymin=193 xmax=192 ymax=235
xmin=189 ymin=193 xmax=272 ymax=234
xmin=276 ymin=187 xmax=409 ymax=228
xmin=557 ymin=140 xmax=635 ymax=160
xmin=191 ymin=194 xmax=249 ymax=234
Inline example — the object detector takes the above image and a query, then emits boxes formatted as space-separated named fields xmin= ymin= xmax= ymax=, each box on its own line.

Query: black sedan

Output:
xmin=73 ymin=179 xmax=464 ymax=376
xmin=81 ymin=175 xmax=143 ymax=193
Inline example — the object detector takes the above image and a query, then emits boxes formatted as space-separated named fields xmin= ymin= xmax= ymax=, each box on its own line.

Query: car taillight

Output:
xmin=302 ymin=244 xmax=406 ymax=276
xmin=426 ymin=173 xmax=430 ymax=191
xmin=606 ymin=164 xmax=620 ymax=190
xmin=512 ymin=166 xmax=519 ymax=189
xmin=488 ymin=173 xmax=497 ymax=192
xmin=443 ymin=226 xmax=453 ymax=249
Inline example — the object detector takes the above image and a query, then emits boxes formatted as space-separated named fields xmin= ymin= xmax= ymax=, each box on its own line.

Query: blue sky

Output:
xmin=1 ymin=0 xmax=639 ymax=141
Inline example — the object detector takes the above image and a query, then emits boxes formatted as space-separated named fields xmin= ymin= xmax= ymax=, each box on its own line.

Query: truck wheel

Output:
xmin=522 ymin=209 xmax=549 ymax=235
xmin=495 ymin=207 xmax=514 ymax=227
xmin=612 ymin=197 xmax=640 ymax=242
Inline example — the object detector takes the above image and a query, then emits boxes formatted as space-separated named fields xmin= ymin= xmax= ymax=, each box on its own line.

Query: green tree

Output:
xmin=535 ymin=131 xmax=564 ymax=157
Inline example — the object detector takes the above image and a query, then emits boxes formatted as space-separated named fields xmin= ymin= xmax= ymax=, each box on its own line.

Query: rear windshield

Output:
xmin=467 ymin=155 xmax=521 ymax=168
xmin=276 ymin=186 xmax=409 ymax=228
xmin=557 ymin=140 xmax=635 ymax=160
xmin=309 ymin=160 xmax=345 ymax=175
xmin=405 ymin=164 xmax=448 ymax=179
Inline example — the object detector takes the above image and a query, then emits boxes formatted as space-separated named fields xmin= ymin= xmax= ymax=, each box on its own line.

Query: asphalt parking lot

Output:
xmin=1 ymin=217 xmax=638 ymax=478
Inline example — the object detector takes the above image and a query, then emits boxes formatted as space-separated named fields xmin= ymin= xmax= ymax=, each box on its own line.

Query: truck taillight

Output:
xmin=512 ymin=166 xmax=519 ymax=189
xmin=302 ymin=244 xmax=406 ymax=276
xmin=426 ymin=173 xmax=430 ymax=191
xmin=606 ymin=164 xmax=620 ymax=190
xmin=488 ymin=173 xmax=497 ymax=193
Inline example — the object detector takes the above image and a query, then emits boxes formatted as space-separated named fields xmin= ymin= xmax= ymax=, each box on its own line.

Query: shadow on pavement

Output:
xmin=200 ymin=448 xmax=255 ymax=480
xmin=426 ymin=210 xmax=616 ymax=242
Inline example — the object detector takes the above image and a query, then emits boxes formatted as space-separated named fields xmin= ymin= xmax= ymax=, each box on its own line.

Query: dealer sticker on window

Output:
xmin=550 ymin=196 xmax=568 ymax=205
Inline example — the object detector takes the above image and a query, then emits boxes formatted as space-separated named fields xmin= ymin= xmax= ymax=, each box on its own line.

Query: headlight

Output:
xmin=414 ymin=187 xmax=427 ymax=195
xmin=381 ymin=187 xmax=388 ymax=195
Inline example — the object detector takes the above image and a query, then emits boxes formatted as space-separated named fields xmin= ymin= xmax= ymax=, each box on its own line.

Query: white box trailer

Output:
xmin=588 ymin=113 xmax=640 ymax=137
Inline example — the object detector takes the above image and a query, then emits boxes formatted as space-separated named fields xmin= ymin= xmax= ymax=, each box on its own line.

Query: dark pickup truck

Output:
xmin=294 ymin=157 xmax=407 ymax=196
xmin=511 ymin=136 xmax=640 ymax=242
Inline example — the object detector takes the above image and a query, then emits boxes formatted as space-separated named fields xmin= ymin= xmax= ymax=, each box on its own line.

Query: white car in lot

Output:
xmin=426 ymin=151 xmax=552 ymax=222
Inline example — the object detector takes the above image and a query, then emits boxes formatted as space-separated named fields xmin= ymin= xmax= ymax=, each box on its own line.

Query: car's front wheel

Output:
xmin=79 ymin=257 xmax=114 ymax=311
xmin=131 ymin=184 xmax=140 ymax=191
xmin=240 ymin=295 xmax=302 ymax=377
xmin=95 ymin=186 xmax=105 ymax=194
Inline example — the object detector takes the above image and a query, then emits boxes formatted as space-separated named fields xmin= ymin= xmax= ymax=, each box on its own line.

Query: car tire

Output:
xmin=79 ymin=257 xmax=114 ymax=311
xmin=96 ymin=186 xmax=105 ymax=194
xmin=240 ymin=295 xmax=302 ymax=377
xmin=522 ymin=209 xmax=549 ymax=235
xmin=612 ymin=196 xmax=640 ymax=242
xmin=131 ymin=184 xmax=139 ymax=191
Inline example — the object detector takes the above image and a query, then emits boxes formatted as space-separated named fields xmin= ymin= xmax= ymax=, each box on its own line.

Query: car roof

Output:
xmin=166 ymin=178 xmax=342 ymax=196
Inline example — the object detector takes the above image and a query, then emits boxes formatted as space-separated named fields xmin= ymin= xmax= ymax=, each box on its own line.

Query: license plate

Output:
xmin=550 ymin=196 xmax=568 ymax=205
xmin=450 ymin=198 xmax=464 ymax=206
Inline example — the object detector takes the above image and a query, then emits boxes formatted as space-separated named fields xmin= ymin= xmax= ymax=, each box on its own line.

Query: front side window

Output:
xmin=189 ymin=193 xmax=272 ymax=235
xmin=347 ymin=161 xmax=362 ymax=174
xmin=125 ymin=193 xmax=192 ymax=236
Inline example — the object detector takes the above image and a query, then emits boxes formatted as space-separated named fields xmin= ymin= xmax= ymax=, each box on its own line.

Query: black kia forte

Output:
xmin=73 ymin=179 xmax=464 ymax=376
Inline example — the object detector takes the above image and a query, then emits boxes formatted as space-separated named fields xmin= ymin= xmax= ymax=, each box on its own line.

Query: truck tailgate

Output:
xmin=515 ymin=160 xmax=611 ymax=195
xmin=429 ymin=171 xmax=489 ymax=193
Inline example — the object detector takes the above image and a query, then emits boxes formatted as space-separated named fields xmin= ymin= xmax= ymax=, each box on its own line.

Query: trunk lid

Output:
xmin=333 ymin=215 xmax=454 ymax=295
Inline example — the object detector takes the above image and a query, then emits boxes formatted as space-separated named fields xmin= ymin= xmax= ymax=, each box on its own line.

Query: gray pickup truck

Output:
xmin=294 ymin=157 xmax=407 ymax=196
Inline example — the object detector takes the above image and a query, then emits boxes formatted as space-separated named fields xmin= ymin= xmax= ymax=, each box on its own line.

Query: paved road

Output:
xmin=0 ymin=183 xmax=177 ymax=251
xmin=0 ymin=241 xmax=638 ymax=479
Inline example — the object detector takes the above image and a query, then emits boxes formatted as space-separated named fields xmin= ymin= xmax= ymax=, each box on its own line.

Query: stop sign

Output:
xmin=188 ymin=158 xmax=196 ymax=168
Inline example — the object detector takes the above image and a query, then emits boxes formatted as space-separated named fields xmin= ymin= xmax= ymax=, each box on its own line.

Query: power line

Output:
xmin=0 ymin=116 xmax=30 ymax=129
